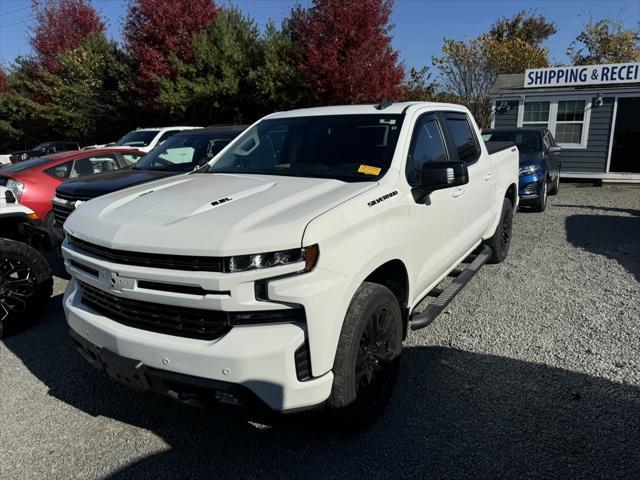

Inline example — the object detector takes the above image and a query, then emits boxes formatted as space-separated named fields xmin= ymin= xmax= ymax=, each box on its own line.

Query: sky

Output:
xmin=0 ymin=0 xmax=639 ymax=70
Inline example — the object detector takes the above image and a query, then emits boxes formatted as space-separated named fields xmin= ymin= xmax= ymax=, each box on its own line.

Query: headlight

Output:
xmin=6 ymin=179 xmax=24 ymax=201
xmin=519 ymin=164 xmax=541 ymax=177
xmin=225 ymin=244 xmax=319 ymax=273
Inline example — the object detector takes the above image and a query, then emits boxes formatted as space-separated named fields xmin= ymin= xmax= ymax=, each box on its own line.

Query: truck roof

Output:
xmin=265 ymin=102 xmax=467 ymax=119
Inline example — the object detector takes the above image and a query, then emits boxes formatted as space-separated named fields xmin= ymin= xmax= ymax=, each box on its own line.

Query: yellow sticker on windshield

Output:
xmin=358 ymin=164 xmax=381 ymax=176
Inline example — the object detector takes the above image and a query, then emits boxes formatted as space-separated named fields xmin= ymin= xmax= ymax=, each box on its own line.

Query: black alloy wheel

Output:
xmin=354 ymin=304 xmax=401 ymax=408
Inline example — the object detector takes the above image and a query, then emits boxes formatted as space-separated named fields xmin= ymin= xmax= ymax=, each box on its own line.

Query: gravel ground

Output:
xmin=1 ymin=184 xmax=639 ymax=479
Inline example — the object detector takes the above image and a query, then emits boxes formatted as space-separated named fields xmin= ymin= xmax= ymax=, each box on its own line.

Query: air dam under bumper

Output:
xmin=63 ymin=279 xmax=333 ymax=412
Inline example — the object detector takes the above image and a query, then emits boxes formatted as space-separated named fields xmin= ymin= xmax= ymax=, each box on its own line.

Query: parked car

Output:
xmin=0 ymin=187 xmax=53 ymax=337
xmin=0 ymin=148 xmax=144 ymax=236
xmin=114 ymin=126 xmax=201 ymax=153
xmin=51 ymin=125 xmax=246 ymax=244
xmin=482 ymin=127 xmax=561 ymax=212
xmin=9 ymin=141 xmax=80 ymax=164
xmin=61 ymin=102 xmax=518 ymax=427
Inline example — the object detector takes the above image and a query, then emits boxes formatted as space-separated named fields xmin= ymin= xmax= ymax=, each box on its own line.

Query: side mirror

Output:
xmin=417 ymin=161 xmax=469 ymax=192
xmin=548 ymin=145 xmax=561 ymax=154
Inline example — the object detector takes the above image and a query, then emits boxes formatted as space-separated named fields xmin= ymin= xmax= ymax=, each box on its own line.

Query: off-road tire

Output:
xmin=0 ymin=238 xmax=53 ymax=337
xmin=485 ymin=198 xmax=513 ymax=264
xmin=326 ymin=282 xmax=403 ymax=429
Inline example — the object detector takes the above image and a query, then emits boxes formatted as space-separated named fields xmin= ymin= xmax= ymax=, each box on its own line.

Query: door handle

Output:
xmin=452 ymin=187 xmax=464 ymax=198
xmin=483 ymin=172 xmax=493 ymax=181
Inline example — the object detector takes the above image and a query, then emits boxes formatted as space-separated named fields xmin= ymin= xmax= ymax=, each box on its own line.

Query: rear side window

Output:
xmin=45 ymin=160 xmax=74 ymax=179
xmin=120 ymin=153 xmax=142 ymax=166
xmin=406 ymin=115 xmax=448 ymax=184
xmin=444 ymin=114 xmax=480 ymax=163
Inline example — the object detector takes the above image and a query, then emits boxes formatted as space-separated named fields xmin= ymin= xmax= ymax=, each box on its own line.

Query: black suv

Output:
xmin=51 ymin=125 xmax=246 ymax=244
xmin=9 ymin=141 xmax=80 ymax=164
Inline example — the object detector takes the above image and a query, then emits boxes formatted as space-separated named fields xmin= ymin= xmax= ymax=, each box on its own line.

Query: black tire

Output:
xmin=326 ymin=282 xmax=403 ymax=429
xmin=0 ymin=238 xmax=53 ymax=337
xmin=531 ymin=178 xmax=548 ymax=212
xmin=548 ymin=172 xmax=560 ymax=195
xmin=485 ymin=197 xmax=513 ymax=264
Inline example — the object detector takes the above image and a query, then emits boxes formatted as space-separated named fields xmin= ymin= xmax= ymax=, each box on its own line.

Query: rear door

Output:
xmin=441 ymin=112 xmax=494 ymax=248
xmin=406 ymin=112 xmax=465 ymax=293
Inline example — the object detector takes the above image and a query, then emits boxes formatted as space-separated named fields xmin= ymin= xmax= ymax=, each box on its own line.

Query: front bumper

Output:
xmin=61 ymin=238 xmax=345 ymax=412
xmin=64 ymin=279 xmax=333 ymax=411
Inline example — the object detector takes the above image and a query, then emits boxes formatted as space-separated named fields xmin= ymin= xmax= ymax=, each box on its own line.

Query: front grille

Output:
xmin=69 ymin=235 xmax=224 ymax=272
xmin=80 ymin=281 xmax=231 ymax=340
xmin=52 ymin=192 xmax=94 ymax=226
xmin=52 ymin=204 xmax=74 ymax=226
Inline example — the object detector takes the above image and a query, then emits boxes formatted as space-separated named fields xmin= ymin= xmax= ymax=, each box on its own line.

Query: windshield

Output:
xmin=115 ymin=130 xmax=159 ymax=147
xmin=482 ymin=130 xmax=542 ymax=153
xmin=206 ymin=115 xmax=404 ymax=182
xmin=135 ymin=132 xmax=236 ymax=172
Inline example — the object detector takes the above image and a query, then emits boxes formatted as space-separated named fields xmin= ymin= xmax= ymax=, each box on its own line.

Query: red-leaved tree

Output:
xmin=291 ymin=0 xmax=404 ymax=104
xmin=30 ymin=0 xmax=105 ymax=72
xmin=123 ymin=0 xmax=218 ymax=109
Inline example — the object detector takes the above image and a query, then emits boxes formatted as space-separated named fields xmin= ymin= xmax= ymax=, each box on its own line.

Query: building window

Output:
xmin=555 ymin=100 xmax=585 ymax=145
xmin=516 ymin=97 xmax=590 ymax=148
xmin=522 ymin=101 xmax=550 ymax=127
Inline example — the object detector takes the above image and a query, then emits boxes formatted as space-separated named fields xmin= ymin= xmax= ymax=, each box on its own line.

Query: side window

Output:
xmin=406 ymin=115 xmax=448 ymax=184
xmin=444 ymin=114 xmax=480 ymax=163
xmin=156 ymin=130 xmax=179 ymax=145
xmin=120 ymin=153 xmax=142 ymax=166
xmin=208 ymin=139 xmax=231 ymax=158
xmin=70 ymin=154 xmax=119 ymax=178
xmin=45 ymin=160 xmax=74 ymax=179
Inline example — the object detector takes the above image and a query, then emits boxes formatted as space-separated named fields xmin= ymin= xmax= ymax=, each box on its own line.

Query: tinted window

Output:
xmin=45 ymin=160 xmax=74 ymax=179
xmin=445 ymin=115 xmax=480 ymax=163
xmin=1 ymin=156 xmax=56 ymax=173
xmin=407 ymin=115 xmax=448 ymax=184
xmin=136 ymin=132 xmax=241 ymax=172
xmin=157 ymin=130 xmax=180 ymax=145
xmin=120 ymin=153 xmax=143 ymax=166
xmin=76 ymin=154 xmax=119 ymax=176
xmin=115 ymin=130 xmax=160 ymax=147
xmin=208 ymin=115 xmax=404 ymax=182
xmin=482 ymin=130 xmax=542 ymax=152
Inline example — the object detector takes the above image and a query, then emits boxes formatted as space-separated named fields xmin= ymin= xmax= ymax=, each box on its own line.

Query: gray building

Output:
xmin=490 ymin=63 xmax=640 ymax=183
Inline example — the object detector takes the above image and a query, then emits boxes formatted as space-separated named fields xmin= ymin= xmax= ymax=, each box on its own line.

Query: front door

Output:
xmin=610 ymin=97 xmax=640 ymax=173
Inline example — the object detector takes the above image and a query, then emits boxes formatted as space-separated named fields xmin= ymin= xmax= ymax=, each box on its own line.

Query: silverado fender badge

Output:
xmin=368 ymin=190 xmax=398 ymax=207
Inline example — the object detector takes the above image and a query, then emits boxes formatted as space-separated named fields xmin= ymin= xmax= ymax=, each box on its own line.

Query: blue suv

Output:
xmin=482 ymin=128 xmax=561 ymax=212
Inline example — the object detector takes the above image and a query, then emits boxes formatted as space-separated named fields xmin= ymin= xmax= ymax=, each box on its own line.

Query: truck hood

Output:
xmin=65 ymin=173 xmax=376 ymax=256
xmin=57 ymin=168 xmax=177 ymax=199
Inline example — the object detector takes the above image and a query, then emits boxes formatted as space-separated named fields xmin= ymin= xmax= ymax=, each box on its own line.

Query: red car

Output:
xmin=0 ymin=148 xmax=144 ymax=225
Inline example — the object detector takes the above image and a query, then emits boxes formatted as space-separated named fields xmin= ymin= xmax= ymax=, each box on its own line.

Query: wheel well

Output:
xmin=364 ymin=260 xmax=409 ymax=309
xmin=505 ymin=183 xmax=517 ymax=208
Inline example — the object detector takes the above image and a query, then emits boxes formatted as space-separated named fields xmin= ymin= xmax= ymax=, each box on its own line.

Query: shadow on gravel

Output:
xmin=562 ymin=206 xmax=640 ymax=281
xmin=5 ymin=299 xmax=640 ymax=479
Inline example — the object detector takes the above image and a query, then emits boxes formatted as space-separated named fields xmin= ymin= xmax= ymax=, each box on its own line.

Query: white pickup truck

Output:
xmin=61 ymin=102 xmax=518 ymax=426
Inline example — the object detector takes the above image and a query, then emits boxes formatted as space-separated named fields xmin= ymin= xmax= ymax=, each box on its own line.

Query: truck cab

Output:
xmin=61 ymin=102 xmax=518 ymax=427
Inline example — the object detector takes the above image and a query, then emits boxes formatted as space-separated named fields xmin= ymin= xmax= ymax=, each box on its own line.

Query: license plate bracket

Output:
xmin=98 ymin=348 xmax=150 ymax=391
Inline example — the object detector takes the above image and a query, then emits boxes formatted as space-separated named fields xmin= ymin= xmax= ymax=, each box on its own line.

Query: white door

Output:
xmin=442 ymin=112 xmax=494 ymax=249
xmin=406 ymin=113 xmax=466 ymax=296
